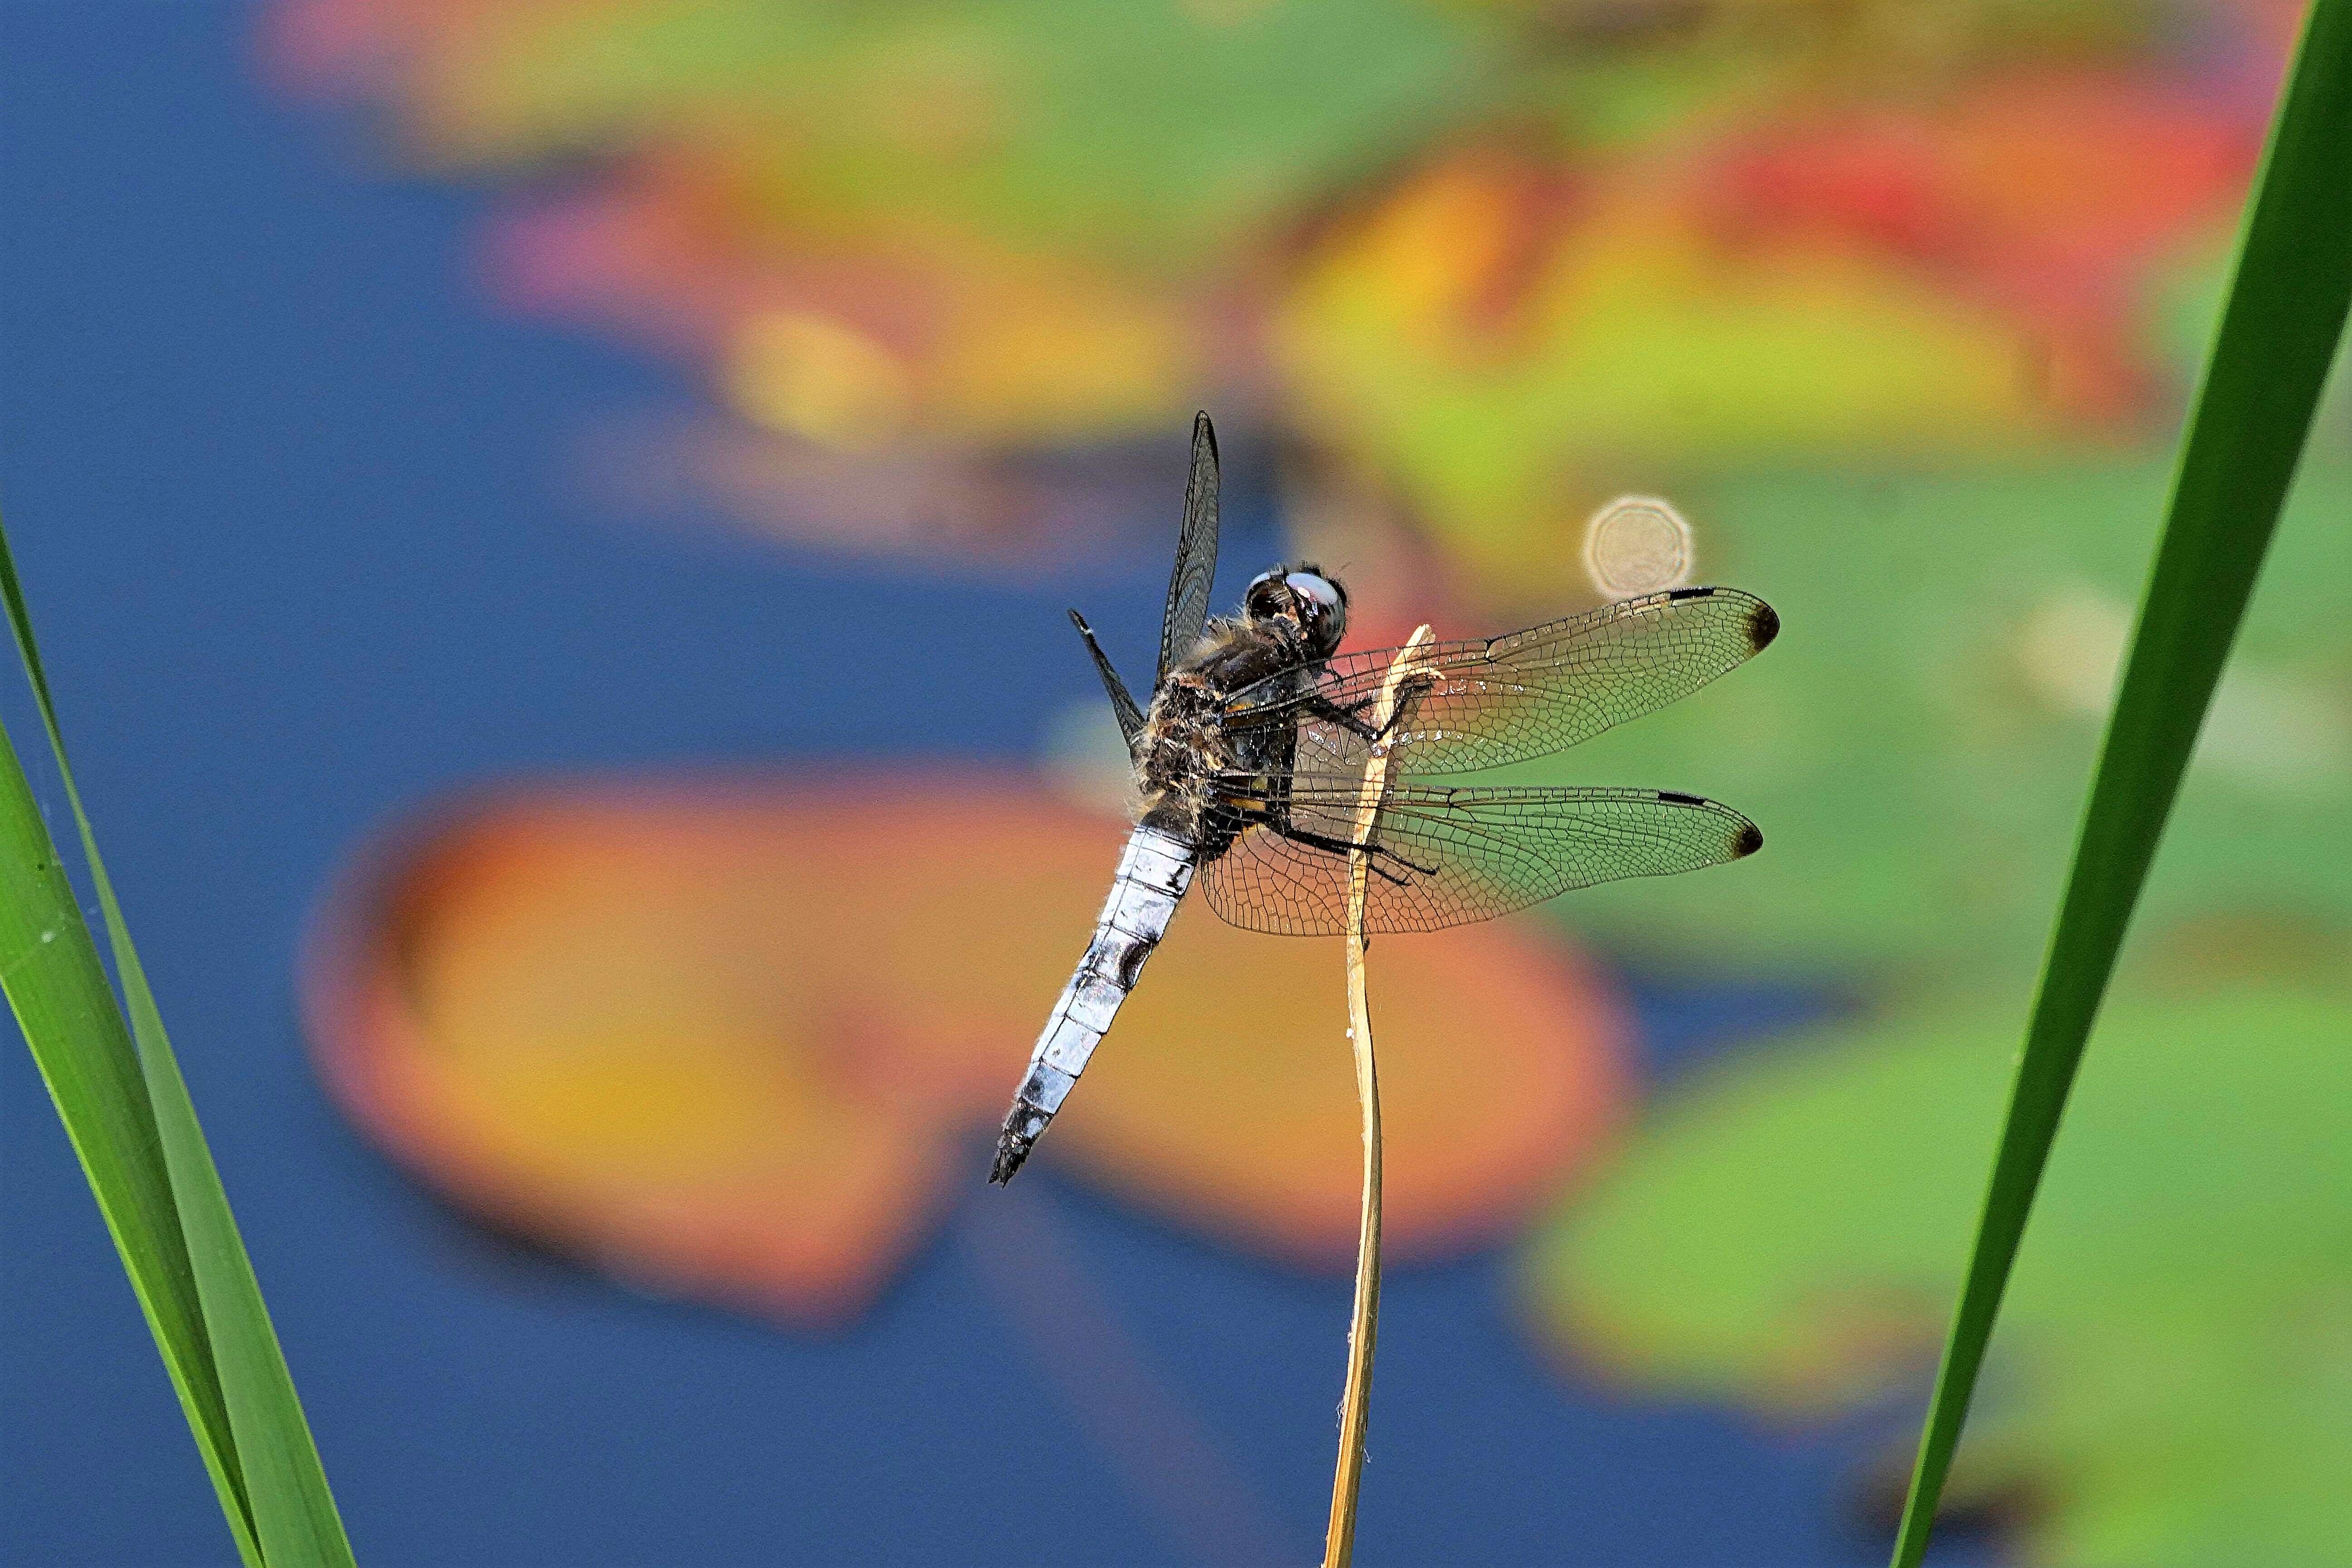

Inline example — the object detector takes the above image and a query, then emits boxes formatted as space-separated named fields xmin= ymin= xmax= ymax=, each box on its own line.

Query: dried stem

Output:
xmin=1323 ymin=624 xmax=1432 ymax=1568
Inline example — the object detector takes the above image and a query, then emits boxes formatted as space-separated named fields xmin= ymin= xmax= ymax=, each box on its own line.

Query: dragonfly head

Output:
xmin=1245 ymin=564 xmax=1348 ymax=657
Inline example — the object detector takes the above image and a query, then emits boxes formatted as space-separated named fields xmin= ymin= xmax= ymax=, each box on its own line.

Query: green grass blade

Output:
xmin=0 ymin=702 xmax=262 ymax=1568
xmin=0 ymin=514 xmax=356 ymax=1567
xmin=1888 ymin=5 xmax=2352 ymax=1564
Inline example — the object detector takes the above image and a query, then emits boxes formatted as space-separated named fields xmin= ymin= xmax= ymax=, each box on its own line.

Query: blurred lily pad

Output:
xmin=1525 ymin=985 xmax=2352 ymax=1566
xmin=279 ymin=0 xmax=1499 ymax=275
xmin=270 ymin=0 xmax=2281 ymax=549
xmin=1508 ymin=458 xmax=2352 ymax=978
xmin=302 ymin=774 xmax=1630 ymax=1321
xmin=1274 ymin=69 xmax=2257 ymax=583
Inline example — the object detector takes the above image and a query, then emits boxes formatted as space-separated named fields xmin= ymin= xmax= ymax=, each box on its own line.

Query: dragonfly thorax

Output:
xmin=1133 ymin=602 xmax=1332 ymax=848
xmin=1134 ymin=676 xmax=1240 ymax=844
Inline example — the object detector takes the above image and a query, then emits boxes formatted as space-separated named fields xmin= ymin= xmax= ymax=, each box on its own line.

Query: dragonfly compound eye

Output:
xmin=1284 ymin=572 xmax=1342 ymax=611
xmin=1244 ymin=569 xmax=1289 ymax=619
xmin=1285 ymin=572 xmax=1347 ymax=646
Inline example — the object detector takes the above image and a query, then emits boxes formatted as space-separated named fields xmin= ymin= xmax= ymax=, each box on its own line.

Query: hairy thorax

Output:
xmin=1133 ymin=618 xmax=1314 ymax=845
xmin=1135 ymin=673 xmax=1234 ymax=840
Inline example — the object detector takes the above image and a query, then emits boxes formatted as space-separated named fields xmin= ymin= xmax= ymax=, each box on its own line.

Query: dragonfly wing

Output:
xmin=1070 ymin=610 xmax=1146 ymax=756
xmin=1156 ymin=411 xmax=1220 ymax=686
xmin=1196 ymin=784 xmax=1761 ymax=936
xmin=1224 ymin=586 xmax=1778 ymax=778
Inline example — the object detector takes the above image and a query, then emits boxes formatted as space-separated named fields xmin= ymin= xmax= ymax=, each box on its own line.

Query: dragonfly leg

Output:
xmin=1303 ymin=673 xmax=1435 ymax=745
xmin=1370 ymin=670 xmax=1437 ymax=742
xmin=1301 ymin=694 xmax=1381 ymax=742
xmin=1209 ymin=781 xmax=1436 ymax=885
xmin=1265 ymin=820 xmax=1436 ymax=887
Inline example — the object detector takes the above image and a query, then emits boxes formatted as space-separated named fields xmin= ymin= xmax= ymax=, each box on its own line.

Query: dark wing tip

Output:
xmin=1192 ymin=409 xmax=1218 ymax=460
xmin=1747 ymin=599 xmax=1781 ymax=654
xmin=1658 ymin=790 xmax=1762 ymax=855
xmin=1068 ymin=608 xmax=1090 ymax=631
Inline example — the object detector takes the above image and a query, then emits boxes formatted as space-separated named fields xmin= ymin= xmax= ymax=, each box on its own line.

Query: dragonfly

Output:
xmin=990 ymin=413 xmax=1779 ymax=1184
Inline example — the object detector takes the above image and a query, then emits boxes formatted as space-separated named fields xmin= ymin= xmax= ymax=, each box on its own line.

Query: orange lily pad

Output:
xmin=302 ymin=774 xmax=1629 ymax=1323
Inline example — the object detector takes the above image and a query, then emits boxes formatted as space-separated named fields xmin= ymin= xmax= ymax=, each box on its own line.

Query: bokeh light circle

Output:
xmin=1585 ymin=495 xmax=1695 ymax=598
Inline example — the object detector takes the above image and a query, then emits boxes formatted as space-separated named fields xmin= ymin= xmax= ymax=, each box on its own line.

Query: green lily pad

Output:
xmin=1509 ymin=457 xmax=2352 ymax=977
xmin=405 ymin=0 xmax=1500 ymax=273
xmin=1525 ymin=986 xmax=2352 ymax=1566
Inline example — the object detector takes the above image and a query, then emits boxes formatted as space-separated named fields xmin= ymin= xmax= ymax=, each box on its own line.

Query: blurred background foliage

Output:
xmin=1532 ymin=985 xmax=2352 ymax=1565
xmin=268 ymin=0 xmax=2337 ymax=586
xmin=263 ymin=1 xmax=2351 ymax=1561
xmin=4 ymin=2 xmax=2340 ymax=1563
xmin=265 ymin=0 xmax=2352 ymax=988
xmin=1510 ymin=460 xmax=2352 ymax=980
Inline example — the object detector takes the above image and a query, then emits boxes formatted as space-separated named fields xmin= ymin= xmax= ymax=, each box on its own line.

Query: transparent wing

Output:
xmin=1196 ymin=784 xmax=1762 ymax=936
xmin=1070 ymin=609 xmax=1146 ymax=756
xmin=1222 ymin=586 xmax=1778 ymax=779
xmin=1156 ymin=411 xmax=1220 ymax=686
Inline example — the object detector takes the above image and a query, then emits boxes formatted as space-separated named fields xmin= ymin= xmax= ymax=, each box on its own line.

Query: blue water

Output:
xmin=0 ymin=7 xmax=1994 ymax=1564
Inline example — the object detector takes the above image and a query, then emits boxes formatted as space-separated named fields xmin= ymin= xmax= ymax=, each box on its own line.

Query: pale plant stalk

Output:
xmin=1323 ymin=624 xmax=1433 ymax=1568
